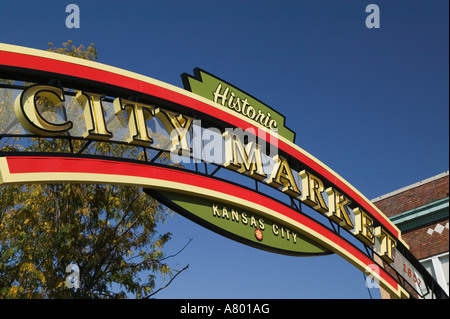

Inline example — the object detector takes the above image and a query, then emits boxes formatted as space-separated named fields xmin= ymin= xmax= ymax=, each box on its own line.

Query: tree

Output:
xmin=0 ymin=40 xmax=187 ymax=298
xmin=47 ymin=40 xmax=97 ymax=61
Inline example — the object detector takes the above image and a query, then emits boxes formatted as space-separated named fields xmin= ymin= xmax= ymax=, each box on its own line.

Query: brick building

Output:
xmin=372 ymin=171 xmax=449 ymax=298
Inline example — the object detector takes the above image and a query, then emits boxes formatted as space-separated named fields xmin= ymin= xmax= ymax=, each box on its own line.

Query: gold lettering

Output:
xmin=267 ymin=155 xmax=301 ymax=198
xmin=299 ymin=170 xmax=328 ymax=213
xmin=353 ymin=207 xmax=375 ymax=246
xmin=231 ymin=209 xmax=239 ymax=222
xmin=76 ymin=91 xmax=112 ymax=140
xmin=213 ymin=83 xmax=278 ymax=130
xmin=212 ymin=204 xmax=221 ymax=217
xmin=258 ymin=218 xmax=265 ymax=230
xmin=113 ymin=98 xmax=156 ymax=147
xmin=223 ymin=131 xmax=267 ymax=181
xmin=222 ymin=207 xmax=230 ymax=219
xmin=14 ymin=85 xmax=72 ymax=136
xmin=272 ymin=224 xmax=279 ymax=235
xmin=241 ymin=212 xmax=248 ymax=224
xmin=375 ymin=226 xmax=396 ymax=264
xmin=156 ymin=110 xmax=193 ymax=155
xmin=292 ymin=232 xmax=297 ymax=243
xmin=213 ymin=83 xmax=229 ymax=106
xmin=250 ymin=216 xmax=257 ymax=228
xmin=325 ymin=187 xmax=354 ymax=230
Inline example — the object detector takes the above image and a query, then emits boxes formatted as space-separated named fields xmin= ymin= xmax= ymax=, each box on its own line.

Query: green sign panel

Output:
xmin=151 ymin=190 xmax=330 ymax=256
xmin=182 ymin=68 xmax=296 ymax=143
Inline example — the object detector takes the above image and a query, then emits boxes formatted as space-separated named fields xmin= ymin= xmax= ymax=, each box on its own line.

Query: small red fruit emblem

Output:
xmin=255 ymin=229 xmax=263 ymax=241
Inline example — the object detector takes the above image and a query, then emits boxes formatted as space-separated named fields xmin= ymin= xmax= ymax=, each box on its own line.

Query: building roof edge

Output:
xmin=371 ymin=171 xmax=449 ymax=203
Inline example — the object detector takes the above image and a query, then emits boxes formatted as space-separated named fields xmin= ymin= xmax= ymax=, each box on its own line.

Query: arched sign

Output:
xmin=0 ymin=43 xmax=447 ymax=299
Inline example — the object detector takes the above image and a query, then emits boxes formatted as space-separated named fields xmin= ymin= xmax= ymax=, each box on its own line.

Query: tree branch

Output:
xmin=160 ymin=238 xmax=192 ymax=261
xmin=143 ymin=264 xmax=189 ymax=299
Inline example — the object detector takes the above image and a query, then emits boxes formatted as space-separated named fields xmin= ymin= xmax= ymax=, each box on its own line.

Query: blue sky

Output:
xmin=0 ymin=0 xmax=448 ymax=298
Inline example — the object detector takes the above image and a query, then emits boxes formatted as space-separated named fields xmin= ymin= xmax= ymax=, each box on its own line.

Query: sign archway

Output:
xmin=1 ymin=43 xmax=447 ymax=299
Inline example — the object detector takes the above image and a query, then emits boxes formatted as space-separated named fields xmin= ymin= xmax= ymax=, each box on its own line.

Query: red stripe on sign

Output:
xmin=5 ymin=155 xmax=400 ymax=292
xmin=0 ymin=49 xmax=400 ymax=239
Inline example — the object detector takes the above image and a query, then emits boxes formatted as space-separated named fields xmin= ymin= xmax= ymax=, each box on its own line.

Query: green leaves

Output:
xmin=47 ymin=40 xmax=97 ymax=61
xmin=0 ymin=40 xmax=182 ymax=299
xmin=0 ymin=178 xmax=174 ymax=298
